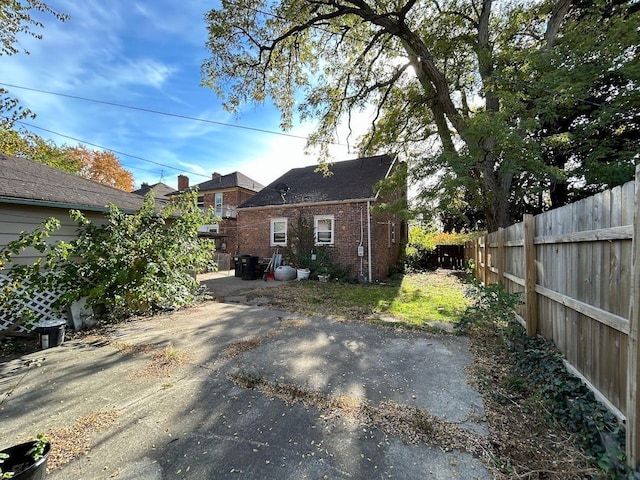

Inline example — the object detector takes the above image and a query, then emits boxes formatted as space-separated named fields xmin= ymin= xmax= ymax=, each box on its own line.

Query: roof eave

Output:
xmin=237 ymin=197 xmax=378 ymax=211
xmin=0 ymin=196 xmax=139 ymax=214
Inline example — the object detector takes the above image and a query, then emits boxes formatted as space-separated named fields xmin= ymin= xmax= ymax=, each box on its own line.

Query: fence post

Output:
xmin=627 ymin=165 xmax=640 ymax=468
xmin=497 ymin=227 xmax=505 ymax=284
xmin=523 ymin=214 xmax=538 ymax=336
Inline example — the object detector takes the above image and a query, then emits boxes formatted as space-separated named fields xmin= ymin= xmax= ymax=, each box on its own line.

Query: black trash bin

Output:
xmin=34 ymin=319 xmax=66 ymax=349
xmin=232 ymin=254 xmax=244 ymax=278
xmin=241 ymin=255 xmax=259 ymax=280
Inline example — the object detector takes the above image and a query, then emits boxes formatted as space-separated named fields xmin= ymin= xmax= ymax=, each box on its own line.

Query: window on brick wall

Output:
xmin=214 ymin=193 xmax=223 ymax=217
xmin=197 ymin=195 xmax=204 ymax=208
xmin=271 ymin=218 xmax=288 ymax=246
xmin=314 ymin=215 xmax=334 ymax=245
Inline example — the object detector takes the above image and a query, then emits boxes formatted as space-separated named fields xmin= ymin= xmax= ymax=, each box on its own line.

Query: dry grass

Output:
xmin=131 ymin=343 xmax=193 ymax=378
xmin=45 ymin=409 xmax=119 ymax=472
xmin=109 ymin=341 xmax=154 ymax=355
xmin=229 ymin=372 xmax=492 ymax=461
xmin=468 ymin=323 xmax=596 ymax=479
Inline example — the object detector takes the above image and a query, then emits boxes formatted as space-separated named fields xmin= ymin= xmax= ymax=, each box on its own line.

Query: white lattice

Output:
xmin=0 ymin=273 xmax=66 ymax=333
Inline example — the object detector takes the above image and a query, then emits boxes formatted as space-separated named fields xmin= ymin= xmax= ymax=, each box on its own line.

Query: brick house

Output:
xmin=236 ymin=155 xmax=406 ymax=281
xmin=177 ymin=172 xmax=264 ymax=266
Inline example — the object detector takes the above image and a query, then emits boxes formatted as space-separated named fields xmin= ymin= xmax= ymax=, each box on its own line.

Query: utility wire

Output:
xmin=13 ymin=119 xmax=212 ymax=180
xmin=0 ymin=82 xmax=348 ymax=147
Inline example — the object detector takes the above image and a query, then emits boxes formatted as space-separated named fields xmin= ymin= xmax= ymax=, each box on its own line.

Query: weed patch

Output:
xmin=133 ymin=343 xmax=192 ymax=378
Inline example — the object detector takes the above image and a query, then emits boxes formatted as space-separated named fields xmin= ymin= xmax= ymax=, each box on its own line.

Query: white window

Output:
xmin=270 ymin=218 xmax=288 ymax=246
xmin=197 ymin=223 xmax=219 ymax=233
xmin=197 ymin=195 xmax=204 ymax=208
xmin=214 ymin=193 xmax=223 ymax=217
xmin=314 ymin=215 xmax=334 ymax=245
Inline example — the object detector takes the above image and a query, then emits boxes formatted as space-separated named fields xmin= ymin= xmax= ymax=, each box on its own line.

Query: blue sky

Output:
xmin=2 ymin=0 xmax=363 ymax=190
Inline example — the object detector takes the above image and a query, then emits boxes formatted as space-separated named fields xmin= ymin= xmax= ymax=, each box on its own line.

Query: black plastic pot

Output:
xmin=0 ymin=441 xmax=51 ymax=479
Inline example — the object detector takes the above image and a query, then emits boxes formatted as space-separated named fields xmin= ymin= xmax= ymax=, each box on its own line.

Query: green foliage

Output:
xmin=203 ymin=0 xmax=639 ymax=232
xmin=457 ymin=278 xmax=523 ymax=333
xmin=405 ymin=224 xmax=478 ymax=270
xmin=505 ymin=324 xmax=634 ymax=479
xmin=0 ymin=452 xmax=11 ymax=479
xmin=26 ymin=434 xmax=48 ymax=461
xmin=0 ymin=217 xmax=68 ymax=328
xmin=464 ymin=277 xmax=638 ymax=477
xmin=0 ymin=128 xmax=82 ymax=173
xmin=0 ymin=191 xmax=216 ymax=324
xmin=58 ymin=191 xmax=217 ymax=319
xmin=405 ymin=224 xmax=436 ymax=269
xmin=284 ymin=214 xmax=350 ymax=281
xmin=0 ymin=434 xmax=49 ymax=478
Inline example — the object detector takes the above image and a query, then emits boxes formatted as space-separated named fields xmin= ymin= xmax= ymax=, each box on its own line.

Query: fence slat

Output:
xmin=523 ymin=214 xmax=538 ymax=336
xmin=627 ymin=165 xmax=640 ymax=468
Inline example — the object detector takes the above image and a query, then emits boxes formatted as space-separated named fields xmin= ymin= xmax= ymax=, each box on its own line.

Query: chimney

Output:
xmin=212 ymin=172 xmax=221 ymax=182
xmin=178 ymin=175 xmax=189 ymax=191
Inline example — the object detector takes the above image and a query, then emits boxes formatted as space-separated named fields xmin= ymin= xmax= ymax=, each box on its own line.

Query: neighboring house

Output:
xmin=236 ymin=154 xmax=406 ymax=281
xmin=177 ymin=172 xmax=264 ymax=259
xmin=0 ymin=152 xmax=148 ymax=333
xmin=132 ymin=182 xmax=175 ymax=205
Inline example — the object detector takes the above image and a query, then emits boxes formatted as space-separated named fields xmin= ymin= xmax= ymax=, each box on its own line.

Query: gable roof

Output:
xmin=238 ymin=155 xmax=396 ymax=208
xmin=0 ymin=152 xmax=146 ymax=212
xmin=132 ymin=182 xmax=176 ymax=203
xmin=195 ymin=172 xmax=264 ymax=193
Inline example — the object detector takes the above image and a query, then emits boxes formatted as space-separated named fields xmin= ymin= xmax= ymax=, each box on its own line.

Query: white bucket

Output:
xmin=296 ymin=268 xmax=310 ymax=280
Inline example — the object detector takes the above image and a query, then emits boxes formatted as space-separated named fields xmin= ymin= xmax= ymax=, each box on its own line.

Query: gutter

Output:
xmin=237 ymin=197 xmax=378 ymax=211
xmin=0 ymin=196 xmax=139 ymax=215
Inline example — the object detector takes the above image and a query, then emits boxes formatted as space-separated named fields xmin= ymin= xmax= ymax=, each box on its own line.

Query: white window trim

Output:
xmin=270 ymin=218 xmax=288 ymax=246
xmin=314 ymin=215 xmax=335 ymax=245
xmin=214 ymin=192 xmax=223 ymax=217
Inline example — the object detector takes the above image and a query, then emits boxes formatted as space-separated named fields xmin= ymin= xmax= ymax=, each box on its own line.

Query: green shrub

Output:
xmin=0 ymin=190 xmax=216 ymax=324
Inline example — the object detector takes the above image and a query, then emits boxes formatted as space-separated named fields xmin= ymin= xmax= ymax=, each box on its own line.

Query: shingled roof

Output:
xmin=239 ymin=155 xmax=395 ymax=208
xmin=195 ymin=172 xmax=264 ymax=193
xmin=132 ymin=182 xmax=176 ymax=203
xmin=0 ymin=153 xmax=146 ymax=212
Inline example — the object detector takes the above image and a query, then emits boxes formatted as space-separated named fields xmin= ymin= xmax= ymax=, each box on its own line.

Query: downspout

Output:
xmin=367 ymin=200 xmax=372 ymax=282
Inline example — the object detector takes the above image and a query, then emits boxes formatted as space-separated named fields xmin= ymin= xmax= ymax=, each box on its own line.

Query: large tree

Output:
xmin=64 ymin=145 xmax=135 ymax=191
xmin=0 ymin=127 xmax=81 ymax=172
xmin=1 ymin=128 xmax=135 ymax=191
xmin=202 ymin=0 xmax=638 ymax=231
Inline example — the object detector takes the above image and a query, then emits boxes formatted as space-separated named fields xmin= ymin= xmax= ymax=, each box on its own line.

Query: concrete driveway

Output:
xmin=0 ymin=278 xmax=491 ymax=479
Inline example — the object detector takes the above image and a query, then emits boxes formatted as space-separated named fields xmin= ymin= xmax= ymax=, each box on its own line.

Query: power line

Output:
xmin=13 ymin=119 xmax=212 ymax=180
xmin=0 ymin=82 xmax=348 ymax=146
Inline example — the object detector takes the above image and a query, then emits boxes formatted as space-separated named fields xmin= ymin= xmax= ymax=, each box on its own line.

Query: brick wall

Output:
xmin=201 ymin=188 xmax=255 ymax=210
xmin=237 ymin=200 xmax=405 ymax=281
xmin=199 ymin=188 xmax=261 ymax=255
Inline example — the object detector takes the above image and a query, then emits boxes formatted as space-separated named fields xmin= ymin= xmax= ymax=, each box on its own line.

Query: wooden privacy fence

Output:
xmin=464 ymin=165 xmax=640 ymax=468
